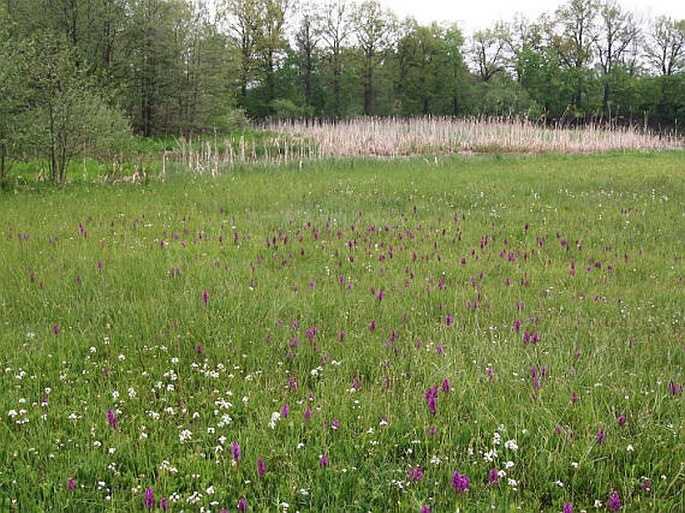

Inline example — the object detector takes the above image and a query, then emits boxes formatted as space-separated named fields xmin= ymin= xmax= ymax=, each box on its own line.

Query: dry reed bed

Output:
xmin=273 ymin=117 xmax=683 ymax=157
xmin=168 ymin=118 xmax=682 ymax=176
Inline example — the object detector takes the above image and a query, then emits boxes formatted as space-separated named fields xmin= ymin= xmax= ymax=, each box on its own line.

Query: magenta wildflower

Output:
xmin=420 ymin=505 xmax=431 ymax=513
xmin=281 ymin=404 xmax=289 ymax=418
xmin=257 ymin=458 xmax=266 ymax=477
xmin=106 ymin=409 xmax=118 ymax=429
xmin=52 ymin=325 xmax=60 ymax=336
xmin=143 ymin=487 xmax=154 ymax=510
xmin=668 ymin=379 xmax=683 ymax=395
xmin=160 ymin=496 xmax=169 ymax=510
xmin=563 ymin=503 xmax=573 ymax=513
xmin=319 ymin=454 xmax=329 ymax=468
xmin=232 ymin=441 xmax=241 ymax=462
xmin=486 ymin=364 xmax=495 ymax=379
xmin=513 ymin=318 xmax=522 ymax=332
xmin=617 ymin=414 xmax=626 ymax=426
xmin=596 ymin=429 xmax=606 ymax=445
xmin=237 ymin=497 xmax=248 ymax=512
xmin=425 ymin=385 xmax=438 ymax=415
xmin=352 ymin=376 xmax=361 ymax=390
xmin=369 ymin=319 xmax=376 ymax=332
xmin=446 ymin=313 xmax=453 ymax=326
xmin=608 ymin=490 xmax=621 ymax=511
xmin=202 ymin=290 xmax=209 ymax=307
xmin=488 ymin=468 xmax=500 ymax=485
xmin=441 ymin=378 xmax=450 ymax=393
xmin=571 ymin=391 xmax=579 ymax=404
xmin=451 ymin=471 xmax=469 ymax=493
xmin=408 ymin=466 xmax=423 ymax=482
xmin=67 ymin=478 xmax=75 ymax=491
xmin=523 ymin=331 xmax=531 ymax=343
xmin=641 ymin=479 xmax=651 ymax=492
xmin=195 ymin=344 xmax=203 ymax=355
xmin=331 ymin=418 xmax=340 ymax=430
xmin=428 ymin=425 xmax=437 ymax=436
xmin=305 ymin=408 xmax=311 ymax=423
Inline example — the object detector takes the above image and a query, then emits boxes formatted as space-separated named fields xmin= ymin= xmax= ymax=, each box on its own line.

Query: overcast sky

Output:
xmin=378 ymin=0 xmax=685 ymax=34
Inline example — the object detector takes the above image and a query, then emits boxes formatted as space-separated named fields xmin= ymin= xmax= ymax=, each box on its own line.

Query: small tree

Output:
xmin=26 ymin=34 xmax=132 ymax=183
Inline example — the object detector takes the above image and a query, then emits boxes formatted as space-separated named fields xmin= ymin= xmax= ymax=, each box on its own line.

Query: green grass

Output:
xmin=1 ymin=152 xmax=684 ymax=512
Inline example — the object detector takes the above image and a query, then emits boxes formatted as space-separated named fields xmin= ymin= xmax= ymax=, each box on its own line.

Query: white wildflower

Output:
xmin=504 ymin=439 xmax=518 ymax=451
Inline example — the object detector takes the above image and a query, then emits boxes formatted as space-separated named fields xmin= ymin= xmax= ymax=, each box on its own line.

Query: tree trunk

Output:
xmin=602 ymin=82 xmax=610 ymax=119
xmin=51 ymin=142 xmax=59 ymax=183
xmin=364 ymin=56 xmax=373 ymax=116
xmin=0 ymin=142 xmax=6 ymax=181
xmin=333 ymin=52 xmax=341 ymax=117
xmin=49 ymin=107 xmax=59 ymax=183
xmin=304 ymin=52 xmax=312 ymax=108
xmin=266 ymin=51 xmax=275 ymax=105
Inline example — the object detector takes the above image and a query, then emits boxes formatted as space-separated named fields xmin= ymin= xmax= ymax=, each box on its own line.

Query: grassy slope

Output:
xmin=0 ymin=152 xmax=684 ymax=512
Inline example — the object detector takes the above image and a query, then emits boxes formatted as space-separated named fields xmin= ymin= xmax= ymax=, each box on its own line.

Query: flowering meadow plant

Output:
xmin=0 ymin=153 xmax=684 ymax=511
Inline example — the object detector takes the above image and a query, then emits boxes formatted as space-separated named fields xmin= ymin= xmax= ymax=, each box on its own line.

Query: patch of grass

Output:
xmin=1 ymin=152 xmax=684 ymax=512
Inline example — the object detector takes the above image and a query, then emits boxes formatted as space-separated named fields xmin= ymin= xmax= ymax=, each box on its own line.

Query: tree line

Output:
xmin=1 ymin=0 xmax=683 ymax=182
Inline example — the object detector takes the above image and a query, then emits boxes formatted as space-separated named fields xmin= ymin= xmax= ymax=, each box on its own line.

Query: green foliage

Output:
xmin=393 ymin=22 xmax=469 ymax=116
xmin=270 ymin=98 xmax=305 ymax=119
xmin=469 ymin=76 xmax=543 ymax=118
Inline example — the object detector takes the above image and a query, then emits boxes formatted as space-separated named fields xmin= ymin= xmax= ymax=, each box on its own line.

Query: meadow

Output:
xmin=1 ymin=151 xmax=684 ymax=512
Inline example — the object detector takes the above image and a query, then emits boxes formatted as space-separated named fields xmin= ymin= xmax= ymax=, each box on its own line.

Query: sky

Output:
xmin=377 ymin=0 xmax=685 ymax=34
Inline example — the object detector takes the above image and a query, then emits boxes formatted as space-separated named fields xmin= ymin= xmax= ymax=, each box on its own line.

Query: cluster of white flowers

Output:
xmin=504 ymin=439 xmax=519 ymax=451
xmin=269 ymin=411 xmax=281 ymax=429
xmin=218 ymin=414 xmax=233 ymax=427
xmin=483 ymin=448 xmax=498 ymax=462
xmin=159 ymin=460 xmax=179 ymax=474
xmin=179 ymin=429 xmax=193 ymax=443
xmin=8 ymin=409 xmax=29 ymax=425
xmin=186 ymin=491 xmax=202 ymax=504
